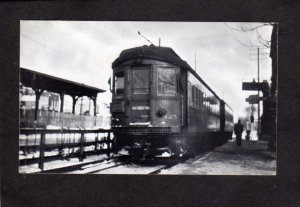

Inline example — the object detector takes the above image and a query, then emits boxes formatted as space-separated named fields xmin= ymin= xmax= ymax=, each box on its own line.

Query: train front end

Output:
xmin=110 ymin=45 xmax=186 ymax=157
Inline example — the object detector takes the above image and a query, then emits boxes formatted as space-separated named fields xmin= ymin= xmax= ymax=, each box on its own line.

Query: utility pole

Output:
xmin=243 ymin=46 xmax=269 ymax=139
xmin=257 ymin=47 xmax=260 ymax=138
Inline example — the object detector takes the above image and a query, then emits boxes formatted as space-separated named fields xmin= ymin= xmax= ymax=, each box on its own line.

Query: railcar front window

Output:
xmin=132 ymin=69 xmax=149 ymax=94
xmin=114 ymin=71 xmax=125 ymax=95
xmin=157 ymin=67 xmax=176 ymax=96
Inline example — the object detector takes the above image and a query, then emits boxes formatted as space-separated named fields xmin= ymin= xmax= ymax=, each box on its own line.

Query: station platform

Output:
xmin=160 ymin=139 xmax=276 ymax=175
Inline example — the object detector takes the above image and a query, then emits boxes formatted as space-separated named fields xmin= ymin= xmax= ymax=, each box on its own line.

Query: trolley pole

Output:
xmin=257 ymin=47 xmax=260 ymax=139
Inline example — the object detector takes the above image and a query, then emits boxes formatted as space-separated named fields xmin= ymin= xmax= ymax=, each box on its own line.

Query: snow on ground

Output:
xmin=160 ymin=140 xmax=276 ymax=175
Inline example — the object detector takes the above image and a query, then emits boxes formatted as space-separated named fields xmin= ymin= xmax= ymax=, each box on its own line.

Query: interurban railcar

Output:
xmin=110 ymin=45 xmax=233 ymax=157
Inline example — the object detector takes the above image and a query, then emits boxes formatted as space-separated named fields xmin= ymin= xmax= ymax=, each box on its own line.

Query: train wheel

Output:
xmin=129 ymin=140 xmax=152 ymax=159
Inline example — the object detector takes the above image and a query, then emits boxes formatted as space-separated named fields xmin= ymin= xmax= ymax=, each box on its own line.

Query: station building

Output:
xmin=19 ymin=68 xmax=110 ymax=129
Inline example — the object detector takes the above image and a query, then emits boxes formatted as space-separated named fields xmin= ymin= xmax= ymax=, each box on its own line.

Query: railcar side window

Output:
xmin=132 ymin=69 xmax=149 ymax=94
xmin=114 ymin=71 xmax=125 ymax=95
xmin=188 ymin=82 xmax=192 ymax=106
xmin=157 ymin=67 xmax=177 ymax=96
xmin=200 ymin=90 xmax=203 ymax=107
xmin=197 ymin=89 xmax=201 ymax=109
xmin=192 ymin=86 xmax=196 ymax=106
xmin=195 ymin=88 xmax=199 ymax=108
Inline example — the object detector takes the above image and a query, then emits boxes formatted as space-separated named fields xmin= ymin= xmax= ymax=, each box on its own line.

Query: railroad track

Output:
xmin=148 ymin=151 xmax=211 ymax=174
xmin=88 ymin=155 xmax=190 ymax=174
xmin=147 ymin=156 xmax=191 ymax=174
xmin=39 ymin=151 xmax=204 ymax=174
xmin=147 ymin=163 xmax=178 ymax=174
xmin=39 ymin=155 xmax=129 ymax=173
xmin=86 ymin=162 xmax=130 ymax=174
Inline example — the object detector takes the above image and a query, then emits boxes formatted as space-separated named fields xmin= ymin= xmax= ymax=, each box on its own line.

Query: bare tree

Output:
xmin=224 ymin=23 xmax=274 ymax=48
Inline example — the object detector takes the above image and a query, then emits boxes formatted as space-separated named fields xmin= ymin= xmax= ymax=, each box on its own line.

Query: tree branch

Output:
xmin=225 ymin=23 xmax=273 ymax=32
xmin=225 ymin=23 xmax=272 ymax=48
xmin=240 ymin=23 xmax=272 ymax=31
xmin=256 ymin=30 xmax=271 ymax=48
xmin=234 ymin=36 xmax=256 ymax=48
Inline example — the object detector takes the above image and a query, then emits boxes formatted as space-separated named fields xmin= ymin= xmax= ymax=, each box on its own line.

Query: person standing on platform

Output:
xmin=245 ymin=120 xmax=251 ymax=140
xmin=234 ymin=119 xmax=244 ymax=146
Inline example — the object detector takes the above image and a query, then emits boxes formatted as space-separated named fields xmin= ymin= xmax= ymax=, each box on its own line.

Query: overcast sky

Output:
xmin=20 ymin=21 xmax=273 ymax=120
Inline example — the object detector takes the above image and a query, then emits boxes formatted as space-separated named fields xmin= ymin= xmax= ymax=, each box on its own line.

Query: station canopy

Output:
xmin=20 ymin=67 xmax=105 ymax=98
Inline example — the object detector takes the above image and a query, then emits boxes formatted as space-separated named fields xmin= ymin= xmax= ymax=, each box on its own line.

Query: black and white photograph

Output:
xmin=19 ymin=21 xmax=277 ymax=175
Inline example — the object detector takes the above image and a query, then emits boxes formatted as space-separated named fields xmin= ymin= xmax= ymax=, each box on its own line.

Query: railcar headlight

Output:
xmin=156 ymin=108 xmax=167 ymax=118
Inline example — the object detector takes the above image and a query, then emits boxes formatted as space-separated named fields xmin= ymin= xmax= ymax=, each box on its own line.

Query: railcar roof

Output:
xmin=112 ymin=44 xmax=232 ymax=110
xmin=112 ymin=44 xmax=190 ymax=69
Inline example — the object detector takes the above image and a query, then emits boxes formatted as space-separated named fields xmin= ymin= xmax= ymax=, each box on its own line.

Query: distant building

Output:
xmin=19 ymin=68 xmax=108 ymax=128
xmin=20 ymin=86 xmax=60 ymax=111
xmin=20 ymin=86 xmax=104 ymax=115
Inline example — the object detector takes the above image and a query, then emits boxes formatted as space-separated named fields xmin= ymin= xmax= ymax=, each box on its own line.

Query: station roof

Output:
xmin=20 ymin=67 xmax=105 ymax=98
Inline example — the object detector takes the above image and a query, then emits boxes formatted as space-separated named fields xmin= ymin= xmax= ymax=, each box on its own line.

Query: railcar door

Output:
xmin=152 ymin=65 xmax=182 ymax=132
xmin=130 ymin=66 xmax=151 ymax=124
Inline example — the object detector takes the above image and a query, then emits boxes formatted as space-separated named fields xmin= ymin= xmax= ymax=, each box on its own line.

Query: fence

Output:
xmin=19 ymin=128 xmax=113 ymax=171
xmin=20 ymin=109 xmax=111 ymax=128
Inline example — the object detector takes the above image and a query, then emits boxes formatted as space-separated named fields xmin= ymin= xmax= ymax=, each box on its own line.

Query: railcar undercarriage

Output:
xmin=112 ymin=127 xmax=230 ymax=159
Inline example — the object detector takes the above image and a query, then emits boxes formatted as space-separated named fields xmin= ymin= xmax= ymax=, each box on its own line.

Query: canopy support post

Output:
xmin=71 ymin=95 xmax=80 ymax=114
xmin=59 ymin=92 xmax=65 ymax=113
xmin=34 ymin=88 xmax=44 ymax=122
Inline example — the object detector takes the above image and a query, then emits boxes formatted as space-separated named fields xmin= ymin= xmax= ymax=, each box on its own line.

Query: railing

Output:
xmin=20 ymin=109 xmax=111 ymax=128
xmin=19 ymin=128 xmax=113 ymax=171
